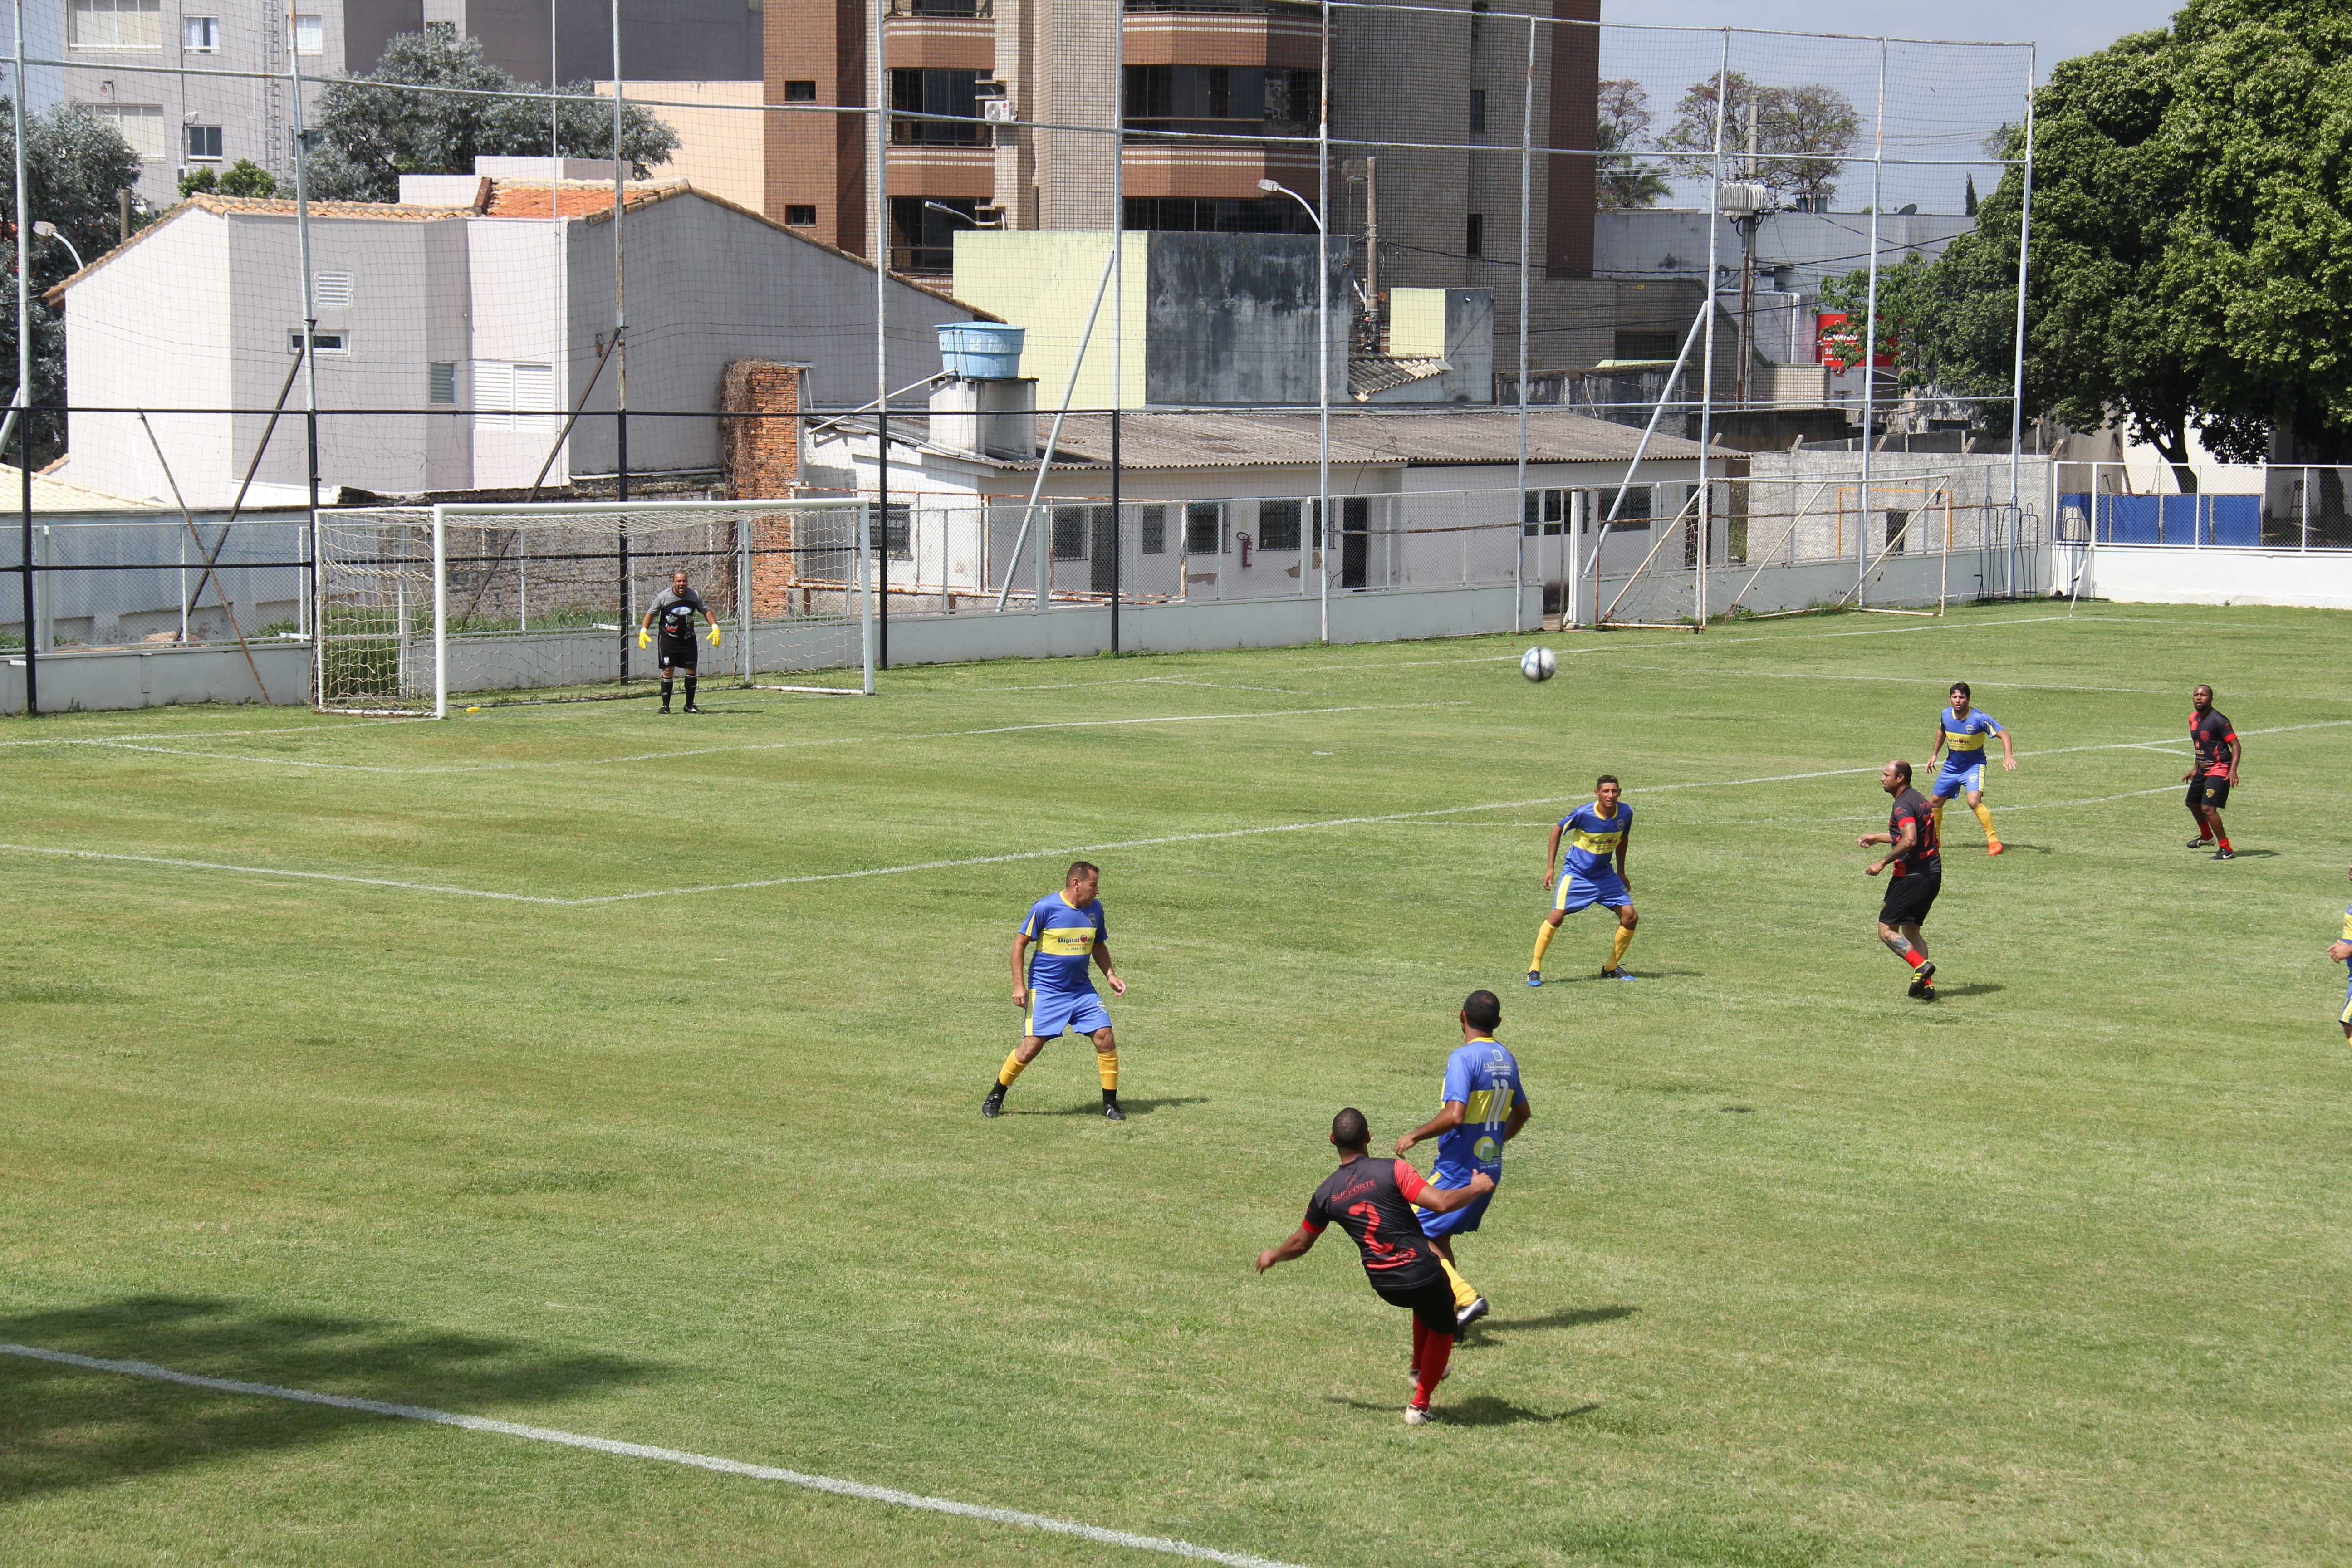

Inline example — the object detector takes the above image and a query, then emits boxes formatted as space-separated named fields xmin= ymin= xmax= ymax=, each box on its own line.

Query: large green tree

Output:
xmin=1824 ymin=0 xmax=2352 ymax=488
xmin=1596 ymin=78 xmax=1670 ymax=211
xmin=0 ymin=101 xmax=142 ymax=468
xmin=1658 ymin=73 xmax=1860 ymax=210
xmin=307 ymin=28 xmax=680 ymax=203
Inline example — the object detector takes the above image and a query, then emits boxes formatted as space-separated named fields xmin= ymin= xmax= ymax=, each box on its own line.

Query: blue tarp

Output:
xmin=2058 ymin=493 xmax=2265 ymax=547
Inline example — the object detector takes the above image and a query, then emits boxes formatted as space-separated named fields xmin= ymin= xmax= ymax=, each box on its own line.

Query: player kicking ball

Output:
xmin=1928 ymin=681 xmax=2014 ymax=855
xmin=638 ymin=570 xmax=722 ymax=714
xmin=1394 ymin=989 xmax=1529 ymax=1333
xmin=984 ymin=860 xmax=1128 ymax=1121
xmin=1860 ymin=759 xmax=1942 ymax=1000
xmin=1530 ymin=774 xmax=1637 ymax=984
xmin=1255 ymin=1107 xmax=1496 ymax=1425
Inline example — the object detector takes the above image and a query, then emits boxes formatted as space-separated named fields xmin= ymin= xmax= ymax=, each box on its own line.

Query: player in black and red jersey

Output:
xmin=2184 ymin=685 xmax=2243 ymax=860
xmin=1857 ymin=759 xmax=1943 ymax=1000
xmin=1255 ymin=1107 xmax=1496 ymax=1425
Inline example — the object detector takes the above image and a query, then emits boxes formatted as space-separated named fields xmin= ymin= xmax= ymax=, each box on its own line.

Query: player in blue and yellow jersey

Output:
xmin=1394 ymin=990 xmax=1530 ymax=1331
xmin=1927 ymin=681 xmax=2015 ymax=855
xmin=2328 ymin=860 xmax=2352 ymax=1048
xmin=1529 ymin=774 xmax=1637 ymax=985
xmin=983 ymin=861 xmax=1128 ymax=1121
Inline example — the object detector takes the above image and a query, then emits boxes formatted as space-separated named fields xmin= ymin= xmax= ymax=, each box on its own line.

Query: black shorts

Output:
xmin=2186 ymin=776 xmax=2230 ymax=812
xmin=1877 ymin=871 xmax=1941 ymax=929
xmin=1372 ymin=1272 xmax=1458 ymax=1338
xmin=656 ymin=634 xmax=699 ymax=670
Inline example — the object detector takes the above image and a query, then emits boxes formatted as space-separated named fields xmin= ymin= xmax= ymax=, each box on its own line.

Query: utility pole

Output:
xmin=1735 ymin=100 xmax=1757 ymax=409
xmin=1364 ymin=156 xmax=1379 ymax=349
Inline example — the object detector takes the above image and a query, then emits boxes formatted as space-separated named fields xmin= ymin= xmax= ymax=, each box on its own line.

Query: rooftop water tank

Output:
xmin=938 ymin=322 xmax=1026 ymax=380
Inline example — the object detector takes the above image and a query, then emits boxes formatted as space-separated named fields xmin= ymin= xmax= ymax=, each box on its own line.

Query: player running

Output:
xmin=984 ymin=860 xmax=1128 ymax=1121
xmin=638 ymin=570 xmax=722 ymax=714
xmin=1927 ymin=681 xmax=2015 ymax=855
xmin=1255 ymin=1107 xmax=1497 ymax=1425
xmin=2330 ymin=861 xmax=2352 ymax=1049
xmin=2184 ymin=685 xmax=2242 ymax=860
xmin=1529 ymin=774 xmax=1637 ymax=985
xmin=1394 ymin=990 xmax=1529 ymax=1332
xmin=1858 ymin=759 xmax=1942 ymax=1001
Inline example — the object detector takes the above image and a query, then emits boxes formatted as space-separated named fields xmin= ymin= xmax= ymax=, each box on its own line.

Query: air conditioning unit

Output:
xmin=982 ymin=99 xmax=1016 ymax=123
xmin=1718 ymin=182 xmax=1772 ymax=216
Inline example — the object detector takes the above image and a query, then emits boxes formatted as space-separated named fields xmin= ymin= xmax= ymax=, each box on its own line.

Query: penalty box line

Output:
xmin=10 ymin=720 xmax=2347 ymax=907
xmin=0 ymin=1343 xmax=1306 ymax=1568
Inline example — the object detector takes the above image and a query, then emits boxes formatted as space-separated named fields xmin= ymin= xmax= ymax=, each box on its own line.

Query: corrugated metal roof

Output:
xmin=1348 ymin=355 xmax=1451 ymax=400
xmin=970 ymin=409 xmax=1710 ymax=470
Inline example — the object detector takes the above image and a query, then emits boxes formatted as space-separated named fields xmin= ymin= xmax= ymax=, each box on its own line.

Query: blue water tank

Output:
xmin=938 ymin=322 xmax=1026 ymax=379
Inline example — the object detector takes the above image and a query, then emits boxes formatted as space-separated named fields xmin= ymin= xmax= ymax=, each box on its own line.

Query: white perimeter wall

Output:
xmin=2063 ymin=544 xmax=2352 ymax=609
xmin=63 ymin=210 xmax=233 ymax=505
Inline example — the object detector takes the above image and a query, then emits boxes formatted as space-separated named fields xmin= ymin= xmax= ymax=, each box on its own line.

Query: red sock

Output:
xmin=1902 ymin=947 xmax=1927 ymax=970
xmin=1414 ymin=1329 xmax=1453 ymax=1407
xmin=2218 ymin=837 xmax=2232 ymax=851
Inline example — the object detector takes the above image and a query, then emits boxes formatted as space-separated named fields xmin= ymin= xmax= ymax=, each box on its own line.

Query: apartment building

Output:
xmin=762 ymin=0 xmax=1601 ymax=285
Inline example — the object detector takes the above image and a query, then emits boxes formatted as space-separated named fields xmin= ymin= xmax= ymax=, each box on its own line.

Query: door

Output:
xmin=1340 ymin=496 xmax=1370 ymax=589
xmin=1090 ymin=507 xmax=1119 ymax=595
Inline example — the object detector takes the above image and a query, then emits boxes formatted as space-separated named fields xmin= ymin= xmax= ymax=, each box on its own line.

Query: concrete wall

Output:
xmin=2064 ymin=543 xmax=2352 ymax=609
xmin=1140 ymin=233 xmax=1345 ymax=407
xmin=951 ymin=230 xmax=1148 ymax=410
xmin=3 ymin=640 xmax=310 ymax=714
xmin=64 ymin=209 xmax=231 ymax=506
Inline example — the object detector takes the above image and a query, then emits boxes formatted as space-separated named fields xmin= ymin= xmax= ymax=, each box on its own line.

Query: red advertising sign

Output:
xmin=1817 ymin=311 xmax=1894 ymax=369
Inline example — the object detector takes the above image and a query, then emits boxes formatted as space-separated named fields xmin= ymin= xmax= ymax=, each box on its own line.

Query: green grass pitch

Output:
xmin=3 ymin=602 xmax=2349 ymax=1567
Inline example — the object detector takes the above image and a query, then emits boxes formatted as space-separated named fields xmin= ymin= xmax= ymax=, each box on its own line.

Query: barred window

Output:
xmin=71 ymin=0 xmax=161 ymax=49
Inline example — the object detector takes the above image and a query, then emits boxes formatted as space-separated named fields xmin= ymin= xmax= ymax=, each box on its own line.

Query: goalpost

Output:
xmin=314 ymin=499 xmax=877 ymax=715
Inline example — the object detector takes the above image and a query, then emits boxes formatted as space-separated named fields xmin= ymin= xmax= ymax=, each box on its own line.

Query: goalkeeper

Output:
xmin=639 ymin=570 xmax=722 ymax=714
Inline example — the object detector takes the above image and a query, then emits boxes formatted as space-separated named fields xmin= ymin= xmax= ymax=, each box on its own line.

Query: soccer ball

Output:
xmin=1520 ymin=646 xmax=1557 ymax=683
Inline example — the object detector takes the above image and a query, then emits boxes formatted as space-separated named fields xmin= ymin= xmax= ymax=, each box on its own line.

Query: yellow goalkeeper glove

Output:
xmin=707 ymin=623 xmax=722 ymax=647
xmin=637 ymin=628 xmax=650 ymax=650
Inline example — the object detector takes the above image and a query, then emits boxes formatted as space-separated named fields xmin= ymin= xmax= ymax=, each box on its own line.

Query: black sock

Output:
xmin=659 ymin=678 xmax=673 ymax=704
xmin=1102 ymin=1088 xmax=1119 ymax=1105
xmin=685 ymin=676 xmax=698 ymax=705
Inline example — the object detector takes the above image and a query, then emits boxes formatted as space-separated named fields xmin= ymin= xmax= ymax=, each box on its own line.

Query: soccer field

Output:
xmin=4 ymin=603 xmax=2349 ymax=1567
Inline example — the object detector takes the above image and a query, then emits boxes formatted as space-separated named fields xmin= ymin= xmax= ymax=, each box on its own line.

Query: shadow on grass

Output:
xmin=1469 ymin=1305 xmax=1639 ymax=1343
xmin=0 ymin=1295 xmax=657 ymax=1504
xmin=1030 ymin=1096 xmax=1209 ymax=1117
xmin=1321 ymin=1394 xmax=1600 ymax=1426
xmin=1931 ymin=982 xmax=2004 ymax=997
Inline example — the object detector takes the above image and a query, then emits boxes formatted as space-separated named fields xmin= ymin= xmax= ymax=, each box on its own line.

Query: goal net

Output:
xmin=315 ymin=499 xmax=875 ymax=714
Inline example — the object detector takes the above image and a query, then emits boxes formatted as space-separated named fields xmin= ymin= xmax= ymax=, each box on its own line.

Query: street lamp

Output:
xmin=31 ymin=221 xmax=84 ymax=272
xmin=1258 ymin=177 xmax=1332 ymax=642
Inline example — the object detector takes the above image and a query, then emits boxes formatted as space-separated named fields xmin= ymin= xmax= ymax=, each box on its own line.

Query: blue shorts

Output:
xmin=1026 ymin=987 xmax=1112 ymax=1039
xmin=1417 ymin=1186 xmax=1495 ymax=1239
xmin=1932 ymin=758 xmax=1986 ymax=799
xmin=2339 ymin=975 xmax=2352 ymax=1027
xmin=1554 ymin=867 xmax=1630 ymax=914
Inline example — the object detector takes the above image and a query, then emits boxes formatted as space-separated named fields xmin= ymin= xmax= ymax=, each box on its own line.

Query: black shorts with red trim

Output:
xmin=1877 ymin=871 xmax=1941 ymax=929
xmin=2186 ymin=776 xmax=2230 ymax=812
xmin=657 ymin=632 xmax=700 ymax=670
xmin=1371 ymin=1271 xmax=1458 ymax=1337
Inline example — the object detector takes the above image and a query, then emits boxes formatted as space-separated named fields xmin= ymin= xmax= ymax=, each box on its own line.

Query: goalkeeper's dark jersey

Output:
xmin=650 ymin=588 xmax=709 ymax=640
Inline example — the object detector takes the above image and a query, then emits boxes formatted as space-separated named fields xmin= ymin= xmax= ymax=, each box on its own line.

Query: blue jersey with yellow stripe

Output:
xmin=1940 ymin=706 xmax=2004 ymax=760
xmin=1557 ymin=799 xmax=1632 ymax=880
xmin=1021 ymin=892 xmax=1106 ymax=994
xmin=1433 ymin=1036 xmax=1526 ymax=1187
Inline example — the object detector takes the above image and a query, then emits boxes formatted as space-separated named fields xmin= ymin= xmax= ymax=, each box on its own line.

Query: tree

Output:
xmin=179 ymin=159 xmax=281 ymax=200
xmin=1821 ymin=1 xmax=2352 ymax=490
xmin=1595 ymin=78 xmax=1670 ymax=211
xmin=306 ymin=28 xmax=679 ymax=203
xmin=1658 ymin=72 xmax=1861 ymax=210
xmin=0 ymin=100 xmax=142 ymax=468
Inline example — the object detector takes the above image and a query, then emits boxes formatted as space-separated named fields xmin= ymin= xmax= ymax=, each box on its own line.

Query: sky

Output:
xmin=1617 ymin=0 xmax=2184 ymax=69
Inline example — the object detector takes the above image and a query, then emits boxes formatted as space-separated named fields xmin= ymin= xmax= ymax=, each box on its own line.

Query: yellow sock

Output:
xmin=1607 ymin=922 xmax=1634 ymax=971
xmin=1931 ymin=800 xmax=1946 ymax=840
xmin=997 ymin=1050 xmax=1028 ymax=1088
xmin=1972 ymin=799 xmax=1999 ymax=843
xmin=1096 ymin=1047 xmax=1118 ymax=1093
xmin=1529 ymin=920 xmax=1558 ymax=972
xmin=1437 ymin=1254 xmax=1478 ymax=1312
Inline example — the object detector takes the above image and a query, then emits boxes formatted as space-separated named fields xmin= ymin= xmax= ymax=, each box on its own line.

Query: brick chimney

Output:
xmin=721 ymin=360 xmax=810 ymax=618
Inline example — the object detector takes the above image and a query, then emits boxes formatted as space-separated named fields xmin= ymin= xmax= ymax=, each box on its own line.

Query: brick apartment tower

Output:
xmin=762 ymin=0 xmax=1601 ymax=294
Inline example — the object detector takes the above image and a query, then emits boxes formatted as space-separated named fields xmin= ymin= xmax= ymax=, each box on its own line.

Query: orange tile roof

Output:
xmin=484 ymin=181 xmax=661 ymax=218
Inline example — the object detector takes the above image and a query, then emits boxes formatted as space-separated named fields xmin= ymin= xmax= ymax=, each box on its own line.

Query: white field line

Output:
xmin=70 ymin=704 xmax=1455 ymax=778
xmin=0 ymin=717 xmax=416 ymax=750
xmin=9 ymin=723 xmax=2337 ymax=907
xmin=0 ymin=1343 xmax=1306 ymax=1568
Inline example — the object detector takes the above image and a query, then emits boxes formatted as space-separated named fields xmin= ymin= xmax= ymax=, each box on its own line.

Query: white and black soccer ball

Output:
xmin=1520 ymin=646 xmax=1558 ymax=683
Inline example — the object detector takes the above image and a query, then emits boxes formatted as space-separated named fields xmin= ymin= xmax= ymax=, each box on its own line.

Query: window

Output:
xmin=1182 ymin=501 xmax=1223 ymax=556
xmin=784 ymin=203 xmax=817 ymax=226
xmin=313 ymin=270 xmax=353 ymax=309
xmin=1522 ymin=488 xmax=1567 ymax=537
xmin=83 ymin=102 xmax=164 ymax=159
xmin=428 ymin=363 xmax=456 ymax=404
xmin=1257 ymin=498 xmax=1306 ymax=552
xmin=292 ymin=12 xmax=322 ymax=54
xmin=185 ymin=124 xmax=222 ymax=160
xmin=889 ymin=195 xmax=975 ymax=272
xmin=783 ymin=79 xmax=817 ymax=102
xmin=288 ymin=328 xmax=348 ymax=354
xmin=182 ymin=13 xmax=217 ymax=50
xmin=1122 ymin=196 xmax=1314 ymax=235
xmin=472 ymin=360 xmax=556 ymax=432
xmin=1468 ymin=88 xmax=1486 ymax=135
xmin=1612 ymin=329 xmax=1678 ymax=361
xmin=1139 ymin=505 xmax=1166 ymax=555
xmin=869 ymin=503 xmax=911 ymax=559
xmin=1050 ymin=506 xmax=1089 ymax=560
xmin=890 ymin=68 xmax=982 ymax=144
xmin=1465 ymin=213 xmax=1483 ymax=257
xmin=70 ymin=0 xmax=160 ymax=50
xmin=1122 ymin=66 xmax=1321 ymax=129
